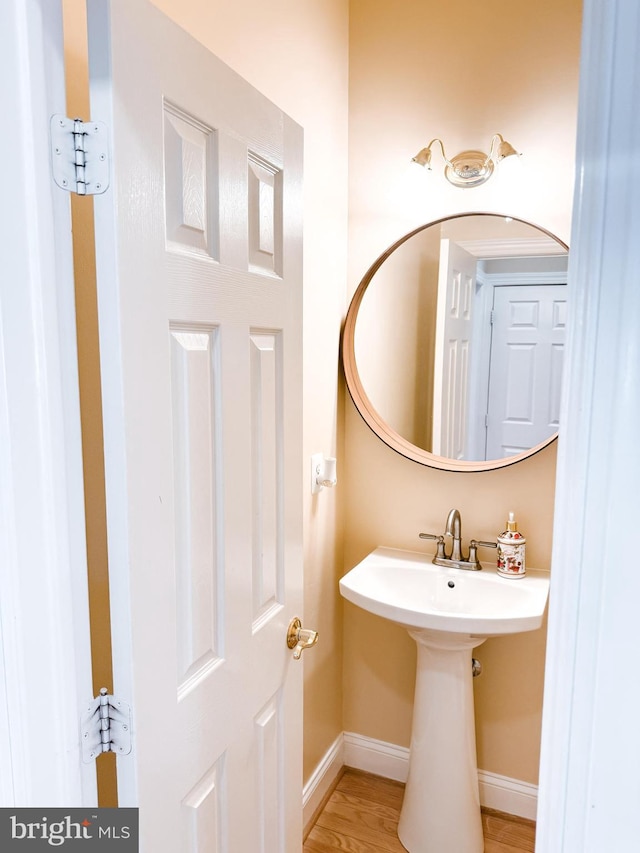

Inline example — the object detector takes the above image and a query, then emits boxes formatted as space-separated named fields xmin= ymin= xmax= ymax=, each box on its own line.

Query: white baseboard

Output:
xmin=305 ymin=731 xmax=538 ymax=822
xmin=302 ymin=734 xmax=344 ymax=832
xmin=343 ymin=731 xmax=409 ymax=782
xmin=477 ymin=769 xmax=538 ymax=821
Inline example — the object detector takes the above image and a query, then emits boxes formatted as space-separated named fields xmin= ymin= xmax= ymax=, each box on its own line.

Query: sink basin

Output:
xmin=340 ymin=546 xmax=550 ymax=853
xmin=339 ymin=546 xmax=549 ymax=637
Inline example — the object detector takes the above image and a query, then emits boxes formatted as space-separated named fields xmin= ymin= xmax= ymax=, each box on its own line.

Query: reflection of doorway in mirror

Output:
xmin=484 ymin=283 xmax=567 ymax=459
xmin=464 ymin=252 xmax=568 ymax=460
xmin=432 ymin=244 xmax=568 ymax=462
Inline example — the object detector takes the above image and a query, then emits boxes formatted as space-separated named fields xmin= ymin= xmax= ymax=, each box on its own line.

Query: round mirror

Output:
xmin=342 ymin=213 xmax=569 ymax=471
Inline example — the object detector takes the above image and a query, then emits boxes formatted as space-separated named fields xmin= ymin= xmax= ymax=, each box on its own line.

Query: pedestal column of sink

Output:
xmin=397 ymin=628 xmax=486 ymax=853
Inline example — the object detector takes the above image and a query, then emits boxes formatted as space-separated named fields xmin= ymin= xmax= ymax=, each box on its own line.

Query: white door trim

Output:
xmin=0 ymin=0 xmax=96 ymax=806
xmin=537 ymin=1 xmax=640 ymax=849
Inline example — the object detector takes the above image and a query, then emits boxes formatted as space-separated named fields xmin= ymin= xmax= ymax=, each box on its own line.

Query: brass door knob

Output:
xmin=287 ymin=617 xmax=318 ymax=660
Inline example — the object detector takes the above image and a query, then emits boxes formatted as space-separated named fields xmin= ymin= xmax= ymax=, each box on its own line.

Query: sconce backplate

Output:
xmin=445 ymin=149 xmax=494 ymax=188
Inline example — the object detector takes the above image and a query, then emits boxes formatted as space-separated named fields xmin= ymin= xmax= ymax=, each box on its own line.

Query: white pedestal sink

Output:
xmin=339 ymin=547 xmax=550 ymax=853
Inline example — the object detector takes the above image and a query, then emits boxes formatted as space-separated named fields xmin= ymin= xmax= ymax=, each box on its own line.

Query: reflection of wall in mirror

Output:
xmin=355 ymin=227 xmax=439 ymax=449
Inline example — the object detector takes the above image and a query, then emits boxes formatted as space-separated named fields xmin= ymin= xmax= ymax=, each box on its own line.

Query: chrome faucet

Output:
xmin=419 ymin=508 xmax=497 ymax=570
xmin=445 ymin=508 xmax=463 ymax=562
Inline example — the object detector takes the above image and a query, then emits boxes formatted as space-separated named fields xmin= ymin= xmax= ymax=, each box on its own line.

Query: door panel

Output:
xmin=170 ymin=324 xmax=223 ymax=691
xmin=87 ymin=1 xmax=303 ymax=848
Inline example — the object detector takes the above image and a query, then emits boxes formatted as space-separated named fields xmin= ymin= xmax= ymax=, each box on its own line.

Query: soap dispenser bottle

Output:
xmin=497 ymin=512 xmax=526 ymax=578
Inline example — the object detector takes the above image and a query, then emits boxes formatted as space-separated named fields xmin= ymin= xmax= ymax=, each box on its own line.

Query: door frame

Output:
xmin=536 ymin=0 xmax=640 ymax=849
xmin=0 ymin=0 xmax=95 ymax=806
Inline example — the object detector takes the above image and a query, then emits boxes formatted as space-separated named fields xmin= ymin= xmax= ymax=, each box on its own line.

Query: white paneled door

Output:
xmin=432 ymin=239 xmax=476 ymax=459
xmin=485 ymin=284 xmax=567 ymax=459
xmin=87 ymin=1 xmax=304 ymax=850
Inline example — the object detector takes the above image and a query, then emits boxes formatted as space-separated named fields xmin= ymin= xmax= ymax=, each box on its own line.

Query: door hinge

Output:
xmin=50 ymin=115 xmax=110 ymax=196
xmin=81 ymin=688 xmax=132 ymax=763
xmin=489 ymin=309 xmax=495 ymax=325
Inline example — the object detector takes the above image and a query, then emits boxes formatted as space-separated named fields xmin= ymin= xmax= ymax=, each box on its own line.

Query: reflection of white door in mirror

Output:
xmin=432 ymin=242 xmax=568 ymax=463
xmin=432 ymin=239 xmax=476 ymax=459
xmin=485 ymin=283 xmax=567 ymax=459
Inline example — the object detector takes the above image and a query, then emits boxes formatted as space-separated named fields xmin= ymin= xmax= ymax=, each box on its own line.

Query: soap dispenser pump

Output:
xmin=497 ymin=512 xmax=526 ymax=578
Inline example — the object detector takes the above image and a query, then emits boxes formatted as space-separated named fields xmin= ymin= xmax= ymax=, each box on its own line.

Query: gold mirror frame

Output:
xmin=341 ymin=213 xmax=569 ymax=472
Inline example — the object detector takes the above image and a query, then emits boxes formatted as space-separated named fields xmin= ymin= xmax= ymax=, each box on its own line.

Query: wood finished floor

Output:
xmin=303 ymin=769 xmax=535 ymax=853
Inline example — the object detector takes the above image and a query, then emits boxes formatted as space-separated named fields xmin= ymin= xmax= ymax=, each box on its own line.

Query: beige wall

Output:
xmin=355 ymin=227 xmax=439 ymax=448
xmin=63 ymin=0 xmax=349 ymax=796
xmin=345 ymin=0 xmax=582 ymax=784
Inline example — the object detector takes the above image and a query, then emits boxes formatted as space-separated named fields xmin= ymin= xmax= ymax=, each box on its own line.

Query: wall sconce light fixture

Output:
xmin=412 ymin=133 xmax=520 ymax=188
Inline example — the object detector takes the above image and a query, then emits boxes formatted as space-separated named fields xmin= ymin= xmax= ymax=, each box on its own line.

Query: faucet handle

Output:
xmin=419 ymin=533 xmax=446 ymax=560
xmin=468 ymin=539 xmax=497 ymax=565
